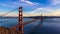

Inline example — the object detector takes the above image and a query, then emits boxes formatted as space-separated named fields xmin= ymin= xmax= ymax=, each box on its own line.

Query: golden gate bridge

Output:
xmin=0 ymin=7 xmax=44 ymax=34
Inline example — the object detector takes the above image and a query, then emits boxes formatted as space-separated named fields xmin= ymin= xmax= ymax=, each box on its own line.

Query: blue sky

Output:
xmin=0 ymin=0 xmax=60 ymax=16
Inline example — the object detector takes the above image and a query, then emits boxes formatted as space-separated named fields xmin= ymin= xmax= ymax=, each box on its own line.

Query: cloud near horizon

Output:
xmin=29 ymin=7 xmax=60 ymax=16
xmin=1 ymin=7 xmax=60 ymax=17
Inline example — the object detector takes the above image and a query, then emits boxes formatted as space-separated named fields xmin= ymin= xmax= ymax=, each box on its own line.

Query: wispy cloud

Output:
xmin=51 ymin=0 xmax=60 ymax=5
xmin=20 ymin=0 xmax=39 ymax=6
xmin=30 ymin=8 xmax=53 ymax=13
xmin=0 ymin=0 xmax=39 ymax=9
xmin=28 ymin=7 xmax=60 ymax=16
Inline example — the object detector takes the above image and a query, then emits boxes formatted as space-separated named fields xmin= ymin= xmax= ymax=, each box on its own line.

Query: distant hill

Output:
xmin=0 ymin=16 xmax=60 ymax=19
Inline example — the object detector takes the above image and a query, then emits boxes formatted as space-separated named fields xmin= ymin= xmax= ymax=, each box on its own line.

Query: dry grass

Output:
xmin=0 ymin=27 xmax=21 ymax=34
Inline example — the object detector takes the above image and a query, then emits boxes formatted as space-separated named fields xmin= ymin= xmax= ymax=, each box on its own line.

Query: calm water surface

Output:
xmin=0 ymin=17 xmax=60 ymax=34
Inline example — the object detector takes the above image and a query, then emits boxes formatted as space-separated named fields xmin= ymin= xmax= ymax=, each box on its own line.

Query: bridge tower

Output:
xmin=18 ymin=7 xmax=24 ymax=34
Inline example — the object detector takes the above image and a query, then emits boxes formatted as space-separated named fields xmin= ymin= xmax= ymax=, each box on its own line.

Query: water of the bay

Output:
xmin=0 ymin=17 xmax=60 ymax=34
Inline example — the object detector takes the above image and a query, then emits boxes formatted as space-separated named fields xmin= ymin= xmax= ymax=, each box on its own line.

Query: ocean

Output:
xmin=0 ymin=17 xmax=60 ymax=34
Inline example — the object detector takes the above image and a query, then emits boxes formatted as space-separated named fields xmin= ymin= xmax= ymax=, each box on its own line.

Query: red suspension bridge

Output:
xmin=0 ymin=7 xmax=43 ymax=34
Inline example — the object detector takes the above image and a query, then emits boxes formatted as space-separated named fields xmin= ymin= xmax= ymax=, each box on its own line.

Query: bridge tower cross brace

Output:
xmin=18 ymin=7 xmax=24 ymax=34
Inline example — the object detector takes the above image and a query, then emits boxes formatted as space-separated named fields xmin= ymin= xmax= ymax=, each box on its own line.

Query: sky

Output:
xmin=0 ymin=0 xmax=60 ymax=16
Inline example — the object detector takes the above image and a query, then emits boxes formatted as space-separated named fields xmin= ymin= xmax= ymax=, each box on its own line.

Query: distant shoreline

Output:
xmin=1 ymin=16 xmax=60 ymax=19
